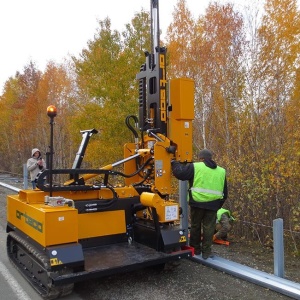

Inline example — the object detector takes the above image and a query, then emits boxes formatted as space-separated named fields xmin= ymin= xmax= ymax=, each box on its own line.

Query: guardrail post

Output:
xmin=23 ymin=164 xmax=28 ymax=189
xmin=273 ymin=218 xmax=284 ymax=278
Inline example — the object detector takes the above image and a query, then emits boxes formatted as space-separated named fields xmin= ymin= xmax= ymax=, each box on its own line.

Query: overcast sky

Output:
xmin=0 ymin=0 xmax=259 ymax=94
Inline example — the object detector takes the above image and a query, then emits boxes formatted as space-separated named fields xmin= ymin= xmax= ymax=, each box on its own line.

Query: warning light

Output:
xmin=47 ymin=105 xmax=57 ymax=196
xmin=47 ymin=105 xmax=57 ymax=118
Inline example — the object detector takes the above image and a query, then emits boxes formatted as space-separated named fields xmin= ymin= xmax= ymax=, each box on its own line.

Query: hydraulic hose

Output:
xmin=125 ymin=115 xmax=139 ymax=140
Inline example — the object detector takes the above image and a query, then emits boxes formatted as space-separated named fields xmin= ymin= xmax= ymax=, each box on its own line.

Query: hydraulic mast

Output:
xmin=136 ymin=0 xmax=167 ymax=135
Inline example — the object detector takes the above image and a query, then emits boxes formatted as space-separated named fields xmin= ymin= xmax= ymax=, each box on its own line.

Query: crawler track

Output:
xmin=7 ymin=231 xmax=74 ymax=299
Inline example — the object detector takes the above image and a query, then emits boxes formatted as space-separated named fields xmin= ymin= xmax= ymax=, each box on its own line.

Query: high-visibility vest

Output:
xmin=217 ymin=208 xmax=235 ymax=221
xmin=190 ymin=162 xmax=225 ymax=202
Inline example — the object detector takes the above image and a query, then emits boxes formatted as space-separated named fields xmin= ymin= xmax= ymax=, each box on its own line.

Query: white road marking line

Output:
xmin=0 ymin=260 xmax=31 ymax=300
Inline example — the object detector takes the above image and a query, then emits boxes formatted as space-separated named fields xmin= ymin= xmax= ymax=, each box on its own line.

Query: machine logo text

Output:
xmin=16 ymin=210 xmax=43 ymax=233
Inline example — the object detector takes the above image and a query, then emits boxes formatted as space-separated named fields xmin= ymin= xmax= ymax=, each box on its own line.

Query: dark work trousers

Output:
xmin=215 ymin=213 xmax=232 ymax=239
xmin=189 ymin=207 xmax=217 ymax=255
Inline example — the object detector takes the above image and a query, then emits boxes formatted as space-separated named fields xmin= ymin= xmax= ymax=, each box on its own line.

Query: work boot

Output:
xmin=202 ymin=253 xmax=214 ymax=260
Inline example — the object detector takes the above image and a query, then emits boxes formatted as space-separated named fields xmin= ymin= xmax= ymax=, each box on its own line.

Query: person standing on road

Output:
xmin=171 ymin=149 xmax=227 ymax=259
xmin=214 ymin=208 xmax=235 ymax=241
xmin=27 ymin=148 xmax=46 ymax=189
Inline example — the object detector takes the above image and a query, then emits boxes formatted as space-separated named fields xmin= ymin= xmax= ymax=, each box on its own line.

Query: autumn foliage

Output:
xmin=0 ymin=0 xmax=299 ymax=253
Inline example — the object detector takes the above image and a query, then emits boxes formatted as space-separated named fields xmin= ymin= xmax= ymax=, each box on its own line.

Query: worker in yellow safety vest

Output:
xmin=213 ymin=208 xmax=235 ymax=241
xmin=171 ymin=149 xmax=227 ymax=259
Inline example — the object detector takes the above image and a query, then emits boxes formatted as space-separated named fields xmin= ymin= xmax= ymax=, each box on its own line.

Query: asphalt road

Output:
xmin=0 ymin=176 xmax=296 ymax=300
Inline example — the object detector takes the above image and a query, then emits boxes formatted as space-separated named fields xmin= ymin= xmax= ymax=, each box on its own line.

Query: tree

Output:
xmin=0 ymin=62 xmax=42 ymax=172
xmin=37 ymin=61 xmax=78 ymax=169
xmin=0 ymin=77 xmax=22 ymax=171
xmin=166 ymin=2 xmax=245 ymax=156
xmin=166 ymin=0 xmax=195 ymax=79
xmin=0 ymin=60 xmax=78 ymax=173
xmin=72 ymin=13 xmax=151 ymax=166
xmin=250 ymin=0 xmax=300 ymax=219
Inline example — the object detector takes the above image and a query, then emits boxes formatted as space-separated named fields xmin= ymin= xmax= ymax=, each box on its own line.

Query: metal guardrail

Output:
xmin=0 ymin=182 xmax=21 ymax=193
xmin=191 ymin=255 xmax=300 ymax=299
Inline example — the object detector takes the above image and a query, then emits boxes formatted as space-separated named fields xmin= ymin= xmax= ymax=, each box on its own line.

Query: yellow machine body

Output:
xmin=124 ymin=134 xmax=173 ymax=195
xmin=168 ymin=78 xmax=194 ymax=162
xmin=78 ymin=210 xmax=126 ymax=239
xmin=140 ymin=192 xmax=179 ymax=222
xmin=7 ymin=192 xmax=78 ymax=247
xmin=6 ymin=187 xmax=139 ymax=247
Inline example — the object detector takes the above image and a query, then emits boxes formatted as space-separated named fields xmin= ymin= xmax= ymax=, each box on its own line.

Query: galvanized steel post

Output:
xmin=23 ymin=163 xmax=28 ymax=189
xmin=273 ymin=218 xmax=285 ymax=278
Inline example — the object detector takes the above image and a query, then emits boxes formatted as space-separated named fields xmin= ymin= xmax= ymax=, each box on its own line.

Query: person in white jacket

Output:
xmin=27 ymin=148 xmax=46 ymax=189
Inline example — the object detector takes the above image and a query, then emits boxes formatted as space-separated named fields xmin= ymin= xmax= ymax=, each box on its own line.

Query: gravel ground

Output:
xmin=72 ymin=240 xmax=299 ymax=300
xmin=0 ymin=173 xmax=299 ymax=300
